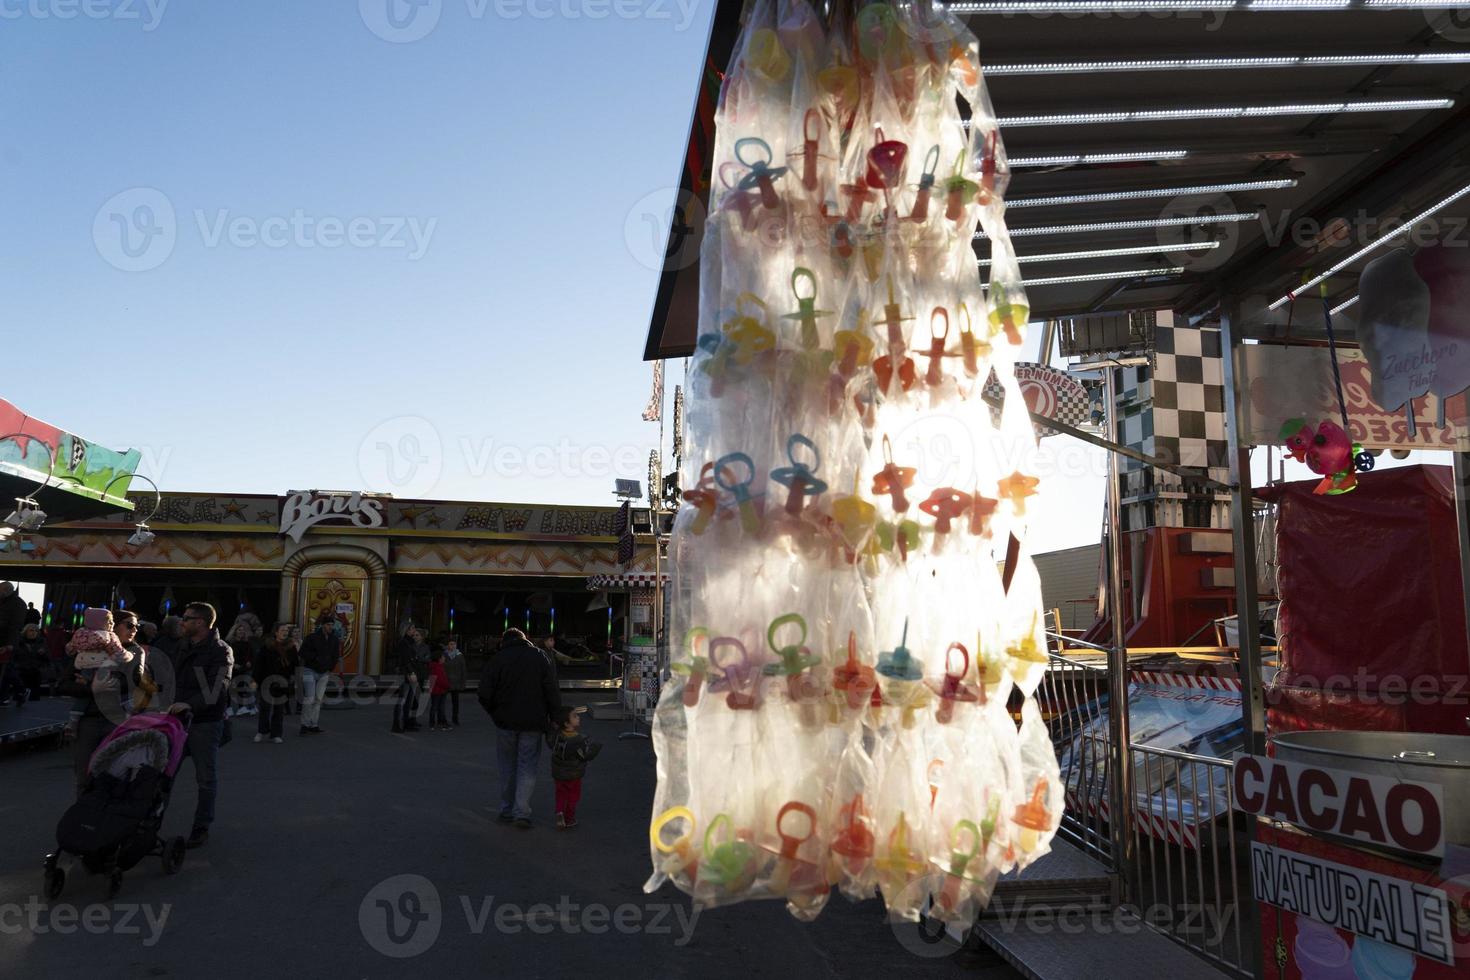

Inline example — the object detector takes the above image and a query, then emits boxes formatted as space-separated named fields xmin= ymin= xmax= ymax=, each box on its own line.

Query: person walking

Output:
xmin=297 ymin=614 xmax=340 ymax=736
xmin=389 ymin=627 xmax=425 ymax=733
xmin=443 ymin=638 xmax=467 ymax=726
xmin=425 ymin=650 xmax=451 ymax=731
xmin=252 ymin=623 xmax=297 ymax=744
xmin=547 ymin=705 xmax=601 ymax=829
xmin=167 ymin=602 xmax=233 ymax=849
xmin=0 ymin=581 xmax=26 ymax=649
xmin=225 ymin=615 xmax=261 ymax=718
xmin=477 ymin=627 xmax=560 ymax=828
xmin=59 ymin=609 xmax=160 ymax=795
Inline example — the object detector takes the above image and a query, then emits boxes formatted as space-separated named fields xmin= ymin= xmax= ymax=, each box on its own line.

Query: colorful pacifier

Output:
xmin=1012 ymin=780 xmax=1052 ymax=853
xmin=929 ymin=642 xmax=981 ymax=724
xmin=792 ymin=109 xmax=829 ymax=193
xmin=702 ymin=813 xmax=757 ymax=890
xmin=765 ymin=801 xmax=820 ymax=896
xmin=681 ymin=462 xmax=720 ymax=534
xmin=875 ymin=813 xmax=927 ymax=894
xmin=769 ymin=434 xmax=828 ymax=517
xmin=997 ymin=470 xmax=1040 ymax=517
xmin=919 ymin=487 xmax=972 ymax=537
xmin=957 ymin=302 xmax=989 ymax=377
xmin=908 ymin=144 xmax=940 ymax=224
xmin=714 ymin=451 xmax=761 ymax=534
xmin=939 ymin=819 xmax=982 ymax=910
xmin=709 ymin=635 xmax=760 ymax=710
xmin=671 ymin=627 xmax=711 ymax=708
xmin=865 ymin=128 xmax=908 ymax=219
xmin=969 ymin=491 xmax=998 ymax=537
xmin=832 ymin=631 xmax=877 ymax=711
xmin=650 ymin=806 xmax=700 ymax=881
xmin=830 ymin=477 xmax=878 ymax=560
xmin=830 ymin=794 xmax=876 ymax=876
xmin=872 ymin=435 xmax=917 ymax=513
xmin=735 ymin=136 xmax=787 ymax=210
xmin=761 ymin=613 xmax=821 ymax=678
xmin=782 ymin=267 xmax=832 ymax=352
xmin=988 ymin=280 xmax=1028 ymax=346
xmin=874 ymin=517 xmax=922 ymax=563
xmin=872 ymin=277 xmax=915 ymax=394
xmin=922 ymin=306 xmax=952 ymax=387
xmin=943 ymin=150 xmax=979 ymax=224
xmin=724 ymin=293 xmax=777 ymax=366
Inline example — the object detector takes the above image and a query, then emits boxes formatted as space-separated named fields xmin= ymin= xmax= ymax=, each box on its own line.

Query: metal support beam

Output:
xmin=1102 ymin=365 xmax=1134 ymax=888
xmin=1220 ymin=299 xmax=1268 ymax=980
xmin=1220 ymin=305 xmax=1267 ymax=754
xmin=1453 ymin=450 xmax=1470 ymax=678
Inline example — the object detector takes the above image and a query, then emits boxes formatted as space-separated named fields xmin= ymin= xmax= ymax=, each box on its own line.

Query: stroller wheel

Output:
xmin=162 ymin=837 xmax=186 ymax=875
xmin=106 ymin=870 xmax=124 ymax=900
xmin=43 ymin=867 xmax=64 ymax=901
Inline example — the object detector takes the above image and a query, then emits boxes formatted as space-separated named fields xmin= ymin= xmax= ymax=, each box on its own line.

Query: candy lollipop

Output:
xmin=872 ymin=435 xmax=917 ymax=513
xmin=724 ymin=294 xmax=777 ymax=365
xmin=783 ymin=267 xmax=832 ymax=351
xmin=974 ymin=129 xmax=1001 ymax=208
xmin=735 ymin=137 xmax=787 ymax=210
xmin=671 ymin=627 xmax=711 ymax=708
xmin=969 ymin=491 xmax=999 ymax=536
xmin=761 ymin=614 xmax=822 ymax=709
xmin=907 ymin=144 xmax=940 ymax=224
xmin=832 ymin=631 xmax=877 ymax=711
xmin=865 ymin=128 xmax=908 ymax=220
xmin=929 ymin=642 xmax=982 ymax=724
xmin=714 ymin=452 xmax=761 ymax=534
xmin=650 ymin=806 xmax=700 ymax=882
xmin=769 ymin=434 xmax=828 ymax=517
xmin=874 ymin=517 xmax=922 ymax=563
xmin=872 ymin=278 xmax=916 ymax=394
xmin=717 ymin=161 xmax=761 ymax=232
xmin=1012 ymin=779 xmax=1052 ymax=854
xmin=841 ymin=176 xmax=879 ymax=224
xmin=876 ymin=619 xmax=929 ymax=726
xmin=830 ymin=316 xmax=875 ymax=415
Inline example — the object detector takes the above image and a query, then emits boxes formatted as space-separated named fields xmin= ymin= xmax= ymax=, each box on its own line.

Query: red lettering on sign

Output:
xmin=1265 ymin=765 xmax=1299 ymax=825
xmin=1339 ymin=777 xmax=1387 ymax=843
xmin=1385 ymin=783 xmax=1441 ymax=853
xmin=1296 ymin=768 xmax=1339 ymax=832
xmin=1235 ymin=756 xmax=1264 ymax=813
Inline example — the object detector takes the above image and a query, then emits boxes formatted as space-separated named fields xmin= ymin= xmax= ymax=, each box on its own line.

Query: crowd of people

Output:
xmin=0 ymin=584 xmax=603 ymax=844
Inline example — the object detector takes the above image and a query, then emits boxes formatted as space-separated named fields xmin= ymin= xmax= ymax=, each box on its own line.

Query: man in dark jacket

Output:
xmin=167 ymin=602 xmax=234 ymax=849
xmin=0 ymin=581 xmax=26 ymax=650
xmin=389 ymin=627 xmax=426 ymax=734
xmin=297 ymin=615 xmax=341 ymax=736
xmin=478 ymin=628 xmax=560 ymax=828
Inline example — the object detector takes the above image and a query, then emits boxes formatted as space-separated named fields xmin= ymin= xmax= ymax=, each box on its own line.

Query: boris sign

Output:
xmin=1234 ymin=755 xmax=1445 ymax=857
xmin=279 ymin=491 xmax=385 ymax=543
xmin=1250 ymin=842 xmax=1456 ymax=965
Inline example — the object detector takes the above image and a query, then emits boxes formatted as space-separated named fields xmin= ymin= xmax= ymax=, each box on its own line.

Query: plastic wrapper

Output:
xmin=647 ymin=0 xmax=1062 ymax=923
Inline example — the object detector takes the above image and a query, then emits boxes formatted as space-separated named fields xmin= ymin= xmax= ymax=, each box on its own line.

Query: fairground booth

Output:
xmin=0 ymin=486 xmax=657 ymax=682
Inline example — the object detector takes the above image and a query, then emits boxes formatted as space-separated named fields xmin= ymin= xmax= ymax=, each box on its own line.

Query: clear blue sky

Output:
xmin=0 ymin=0 xmax=1408 ymax=591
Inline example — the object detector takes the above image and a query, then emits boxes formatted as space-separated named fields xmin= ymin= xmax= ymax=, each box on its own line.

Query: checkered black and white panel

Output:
xmin=1152 ymin=321 xmax=1228 ymax=477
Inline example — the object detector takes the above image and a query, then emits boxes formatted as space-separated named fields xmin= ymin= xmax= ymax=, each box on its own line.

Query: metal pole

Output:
xmin=1103 ymin=365 xmax=1134 ymax=884
xmin=1220 ymin=303 xmax=1267 ymax=980
xmin=1220 ymin=305 xmax=1267 ymax=756
xmin=1453 ymin=450 xmax=1470 ymax=698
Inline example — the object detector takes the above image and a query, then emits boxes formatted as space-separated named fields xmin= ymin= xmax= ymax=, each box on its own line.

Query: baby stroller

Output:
xmin=45 ymin=711 xmax=190 ymax=899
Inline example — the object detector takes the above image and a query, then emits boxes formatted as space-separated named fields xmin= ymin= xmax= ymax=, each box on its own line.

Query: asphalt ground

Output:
xmin=0 ymin=695 xmax=1021 ymax=979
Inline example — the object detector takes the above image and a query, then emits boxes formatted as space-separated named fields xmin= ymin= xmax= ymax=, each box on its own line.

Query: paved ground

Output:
xmin=0 ymin=696 xmax=1021 ymax=979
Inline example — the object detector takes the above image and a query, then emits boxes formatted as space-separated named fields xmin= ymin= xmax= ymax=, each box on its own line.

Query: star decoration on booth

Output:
xmin=256 ymin=510 xmax=275 ymax=523
xmin=997 ymin=471 xmax=1040 ymax=517
xmin=398 ymin=505 xmax=434 ymax=527
xmin=426 ymin=513 xmax=443 ymax=528
xmin=221 ymin=500 xmax=247 ymax=520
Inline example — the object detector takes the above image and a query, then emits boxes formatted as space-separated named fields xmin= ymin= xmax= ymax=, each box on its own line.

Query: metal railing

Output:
xmin=1040 ymin=643 xmax=1253 ymax=978
xmin=1125 ymin=743 xmax=1250 ymax=978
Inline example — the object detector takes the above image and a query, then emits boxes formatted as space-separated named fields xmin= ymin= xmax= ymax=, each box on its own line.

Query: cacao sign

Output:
xmin=1234 ymin=754 xmax=1445 ymax=857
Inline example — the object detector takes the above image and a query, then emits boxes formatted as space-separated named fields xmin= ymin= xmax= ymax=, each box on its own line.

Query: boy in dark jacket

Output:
xmin=547 ymin=705 xmax=601 ymax=829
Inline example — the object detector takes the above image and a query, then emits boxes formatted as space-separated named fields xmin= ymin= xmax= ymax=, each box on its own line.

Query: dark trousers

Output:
xmin=0 ymin=662 xmax=24 ymax=702
xmin=73 ymin=715 xmax=117 ymax=797
xmin=183 ymin=720 xmax=223 ymax=831
xmin=450 ymin=691 xmax=461 ymax=725
xmin=430 ymin=693 xmax=448 ymax=727
xmin=394 ymin=676 xmax=420 ymax=729
xmin=554 ymin=779 xmax=582 ymax=822
xmin=257 ymin=676 xmax=288 ymax=739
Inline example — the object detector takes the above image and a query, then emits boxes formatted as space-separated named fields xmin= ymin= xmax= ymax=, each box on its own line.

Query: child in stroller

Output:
xmin=45 ymin=711 xmax=191 ymax=899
